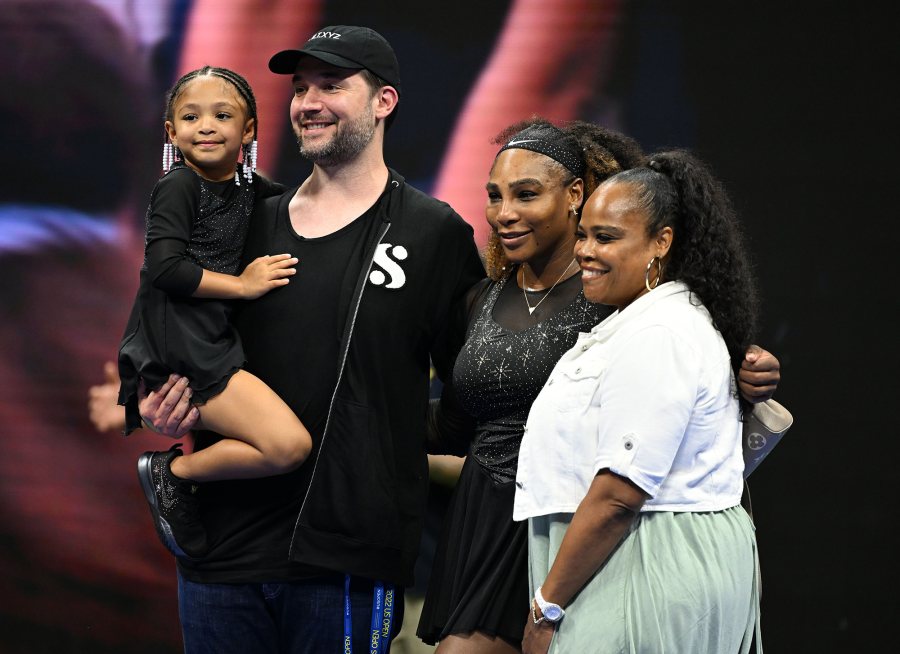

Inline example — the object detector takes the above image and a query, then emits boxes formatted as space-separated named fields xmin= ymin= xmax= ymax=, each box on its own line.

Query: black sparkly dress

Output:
xmin=418 ymin=271 xmax=612 ymax=647
xmin=118 ymin=164 xmax=282 ymax=434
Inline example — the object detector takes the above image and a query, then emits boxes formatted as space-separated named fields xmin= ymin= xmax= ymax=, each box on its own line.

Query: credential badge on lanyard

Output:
xmin=344 ymin=574 xmax=395 ymax=654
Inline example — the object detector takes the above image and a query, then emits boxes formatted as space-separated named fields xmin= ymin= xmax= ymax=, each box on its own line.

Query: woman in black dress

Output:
xmin=417 ymin=118 xmax=644 ymax=652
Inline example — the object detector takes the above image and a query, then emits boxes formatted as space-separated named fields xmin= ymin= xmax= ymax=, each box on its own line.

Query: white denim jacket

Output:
xmin=513 ymin=282 xmax=745 ymax=521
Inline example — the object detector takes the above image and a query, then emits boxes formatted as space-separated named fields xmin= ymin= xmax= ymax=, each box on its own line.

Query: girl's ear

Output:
xmin=164 ymin=120 xmax=177 ymax=145
xmin=242 ymin=117 xmax=256 ymax=145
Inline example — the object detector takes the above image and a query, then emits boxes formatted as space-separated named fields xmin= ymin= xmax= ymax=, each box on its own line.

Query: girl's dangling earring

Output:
xmin=243 ymin=140 xmax=258 ymax=184
xmin=162 ymin=141 xmax=174 ymax=173
xmin=163 ymin=139 xmax=181 ymax=173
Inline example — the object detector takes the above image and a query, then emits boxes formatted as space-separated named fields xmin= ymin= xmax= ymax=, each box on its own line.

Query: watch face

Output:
xmin=544 ymin=605 xmax=563 ymax=621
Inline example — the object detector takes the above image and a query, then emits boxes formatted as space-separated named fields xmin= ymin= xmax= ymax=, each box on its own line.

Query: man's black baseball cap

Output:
xmin=268 ymin=25 xmax=401 ymax=94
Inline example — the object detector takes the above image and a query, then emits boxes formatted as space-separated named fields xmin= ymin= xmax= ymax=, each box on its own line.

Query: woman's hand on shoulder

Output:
xmin=738 ymin=345 xmax=781 ymax=403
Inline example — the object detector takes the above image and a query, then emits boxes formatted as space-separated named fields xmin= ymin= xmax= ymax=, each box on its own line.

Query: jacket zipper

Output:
xmin=288 ymin=219 xmax=393 ymax=558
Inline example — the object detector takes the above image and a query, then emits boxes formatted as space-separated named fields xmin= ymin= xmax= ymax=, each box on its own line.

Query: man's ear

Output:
xmin=374 ymin=86 xmax=399 ymax=121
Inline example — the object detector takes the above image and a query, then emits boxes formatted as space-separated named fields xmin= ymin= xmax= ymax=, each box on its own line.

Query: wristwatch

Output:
xmin=533 ymin=586 xmax=565 ymax=624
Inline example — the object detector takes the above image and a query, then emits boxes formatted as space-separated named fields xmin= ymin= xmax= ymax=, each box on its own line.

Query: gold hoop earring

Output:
xmin=645 ymin=256 xmax=662 ymax=292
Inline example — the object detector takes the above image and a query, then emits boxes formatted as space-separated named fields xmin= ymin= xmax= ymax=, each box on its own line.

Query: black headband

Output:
xmin=496 ymin=124 xmax=585 ymax=178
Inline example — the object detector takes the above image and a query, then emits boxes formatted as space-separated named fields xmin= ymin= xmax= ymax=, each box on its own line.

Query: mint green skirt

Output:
xmin=528 ymin=506 xmax=760 ymax=653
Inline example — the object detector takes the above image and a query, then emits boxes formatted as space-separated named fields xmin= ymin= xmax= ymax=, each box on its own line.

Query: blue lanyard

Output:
xmin=343 ymin=574 xmax=396 ymax=654
xmin=343 ymin=575 xmax=353 ymax=654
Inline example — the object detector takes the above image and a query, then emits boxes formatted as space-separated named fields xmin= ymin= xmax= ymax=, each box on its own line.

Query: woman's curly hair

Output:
xmin=484 ymin=117 xmax=643 ymax=280
xmin=609 ymin=150 xmax=759 ymax=412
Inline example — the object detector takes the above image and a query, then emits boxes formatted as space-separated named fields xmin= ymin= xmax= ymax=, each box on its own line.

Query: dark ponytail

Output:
xmin=612 ymin=150 xmax=759 ymax=412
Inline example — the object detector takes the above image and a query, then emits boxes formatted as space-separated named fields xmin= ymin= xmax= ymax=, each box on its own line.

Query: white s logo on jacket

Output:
xmin=369 ymin=244 xmax=408 ymax=289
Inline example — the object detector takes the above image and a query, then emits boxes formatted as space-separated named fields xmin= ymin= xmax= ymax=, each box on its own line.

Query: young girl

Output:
xmin=118 ymin=67 xmax=312 ymax=559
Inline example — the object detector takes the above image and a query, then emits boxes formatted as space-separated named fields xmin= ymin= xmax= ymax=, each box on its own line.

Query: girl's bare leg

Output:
xmin=169 ymin=369 xmax=311 ymax=481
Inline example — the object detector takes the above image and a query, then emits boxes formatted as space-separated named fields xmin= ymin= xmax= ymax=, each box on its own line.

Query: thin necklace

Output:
xmin=520 ymin=259 xmax=577 ymax=316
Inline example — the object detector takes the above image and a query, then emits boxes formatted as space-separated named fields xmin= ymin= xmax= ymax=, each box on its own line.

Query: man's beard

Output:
xmin=296 ymin=107 xmax=376 ymax=167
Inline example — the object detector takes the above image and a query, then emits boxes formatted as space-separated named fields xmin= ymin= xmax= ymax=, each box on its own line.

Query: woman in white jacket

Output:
xmin=515 ymin=150 xmax=763 ymax=653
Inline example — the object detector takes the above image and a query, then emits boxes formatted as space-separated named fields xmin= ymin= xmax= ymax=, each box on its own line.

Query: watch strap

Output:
xmin=534 ymin=586 xmax=565 ymax=623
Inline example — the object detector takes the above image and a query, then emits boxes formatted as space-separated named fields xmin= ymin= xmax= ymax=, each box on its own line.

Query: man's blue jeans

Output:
xmin=177 ymin=571 xmax=405 ymax=653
